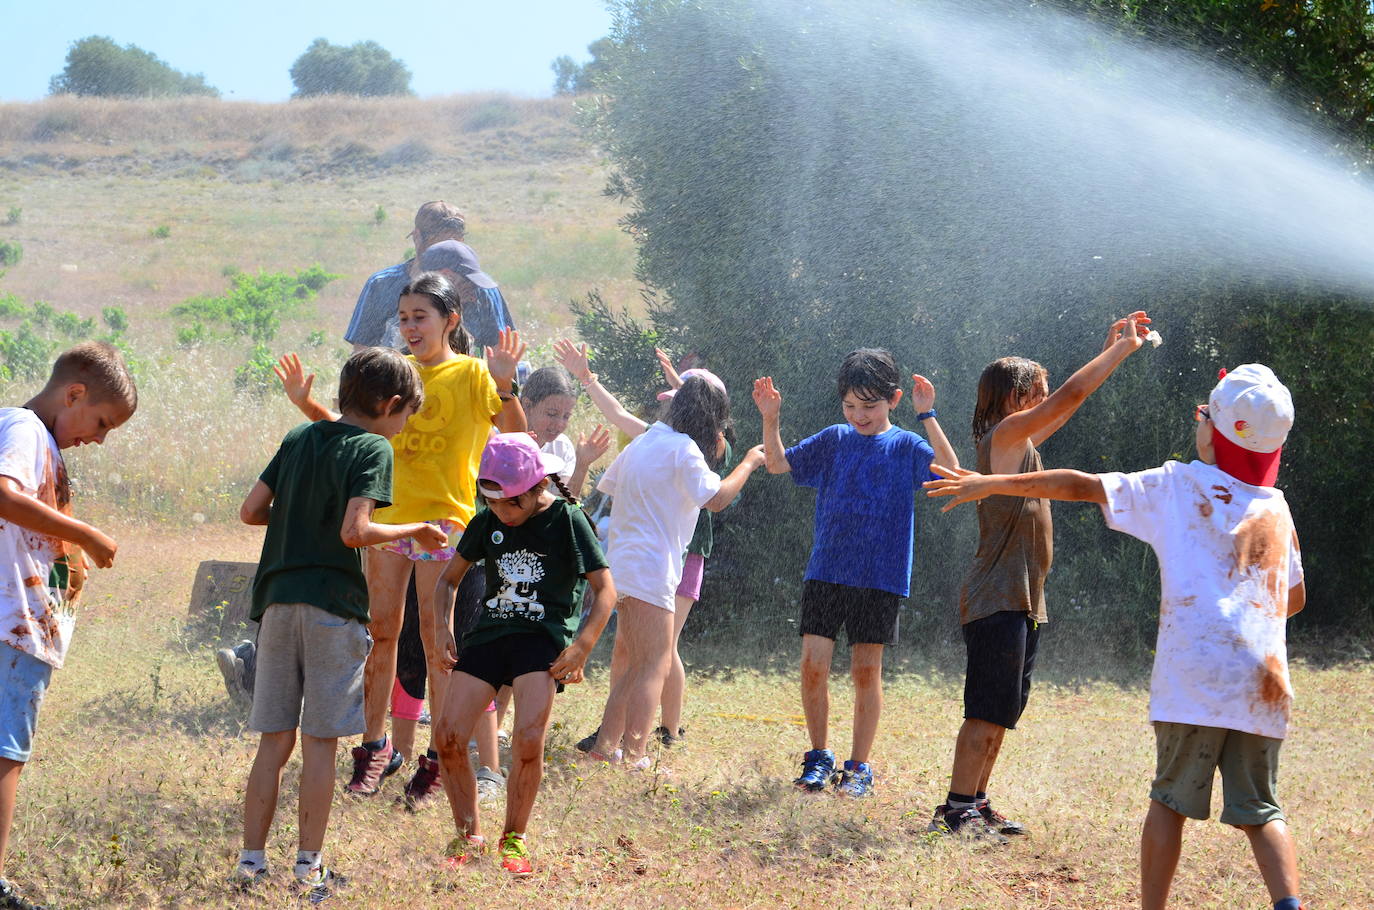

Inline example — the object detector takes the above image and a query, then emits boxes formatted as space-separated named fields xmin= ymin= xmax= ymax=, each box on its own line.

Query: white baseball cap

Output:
xmin=1208 ymin=363 xmax=1294 ymax=454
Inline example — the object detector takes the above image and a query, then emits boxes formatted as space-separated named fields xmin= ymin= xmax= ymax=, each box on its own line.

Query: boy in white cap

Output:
xmin=924 ymin=364 xmax=1305 ymax=910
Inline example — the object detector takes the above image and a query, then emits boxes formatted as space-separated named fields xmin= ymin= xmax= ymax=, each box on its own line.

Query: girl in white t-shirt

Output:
xmin=520 ymin=366 xmax=611 ymax=499
xmin=578 ymin=371 xmax=766 ymax=769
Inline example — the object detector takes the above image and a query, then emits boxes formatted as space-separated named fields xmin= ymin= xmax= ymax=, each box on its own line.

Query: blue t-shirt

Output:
xmin=786 ymin=424 xmax=936 ymax=597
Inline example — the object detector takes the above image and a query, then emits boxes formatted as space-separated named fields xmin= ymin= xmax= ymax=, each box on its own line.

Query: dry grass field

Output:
xmin=0 ymin=96 xmax=1370 ymax=908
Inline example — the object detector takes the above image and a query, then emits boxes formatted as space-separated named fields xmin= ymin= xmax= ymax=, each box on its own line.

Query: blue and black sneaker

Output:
xmin=793 ymin=748 xmax=837 ymax=791
xmin=835 ymin=760 xmax=874 ymax=797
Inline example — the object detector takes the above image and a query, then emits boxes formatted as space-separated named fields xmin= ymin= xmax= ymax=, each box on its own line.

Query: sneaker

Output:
xmin=441 ymin=834 xmax=487 ymax=870
xmin=404 ymin=754 xmax=443 ymax=811
xmin=215 ymin=640 xmax=254 ymax=710
xmin=345 ymin=738 xmax=400 ymax=795
xmin=475 ymin=766 xmax=506 ymax=803
xmin=293 ymin=867 xmax=345 ymax=904
xmin=228 ymin=861 xmax=268 ymax=891
xmin=654 ymin=725 xmax=685 ymax=747
xmin=794 ymin=748 xmax=838 ymax=792
xmin=624 ymin=754 xmax=671 ymax=774
xmin=498 ymin=832 xmax=533 ymax=877
xmin=835 ymin=760 xmax=874 ymax=797
xmin=0 ymin=879 xmax=48 ymax=910
xmin=927 ymin=803 xmax=1010 ymax=844
xmin=497 ymin=728 xmax=511 ymax=748
xmin=575 ymin=727 xmax=601 ymax=753
xmin=977 ymin=798 xmax=1028 ymax=836
xmin=418 ymin=709 xmax=431 ymax=726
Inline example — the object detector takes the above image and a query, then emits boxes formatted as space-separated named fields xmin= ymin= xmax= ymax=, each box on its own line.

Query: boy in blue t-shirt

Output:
xmin=754 ymin=349 xmax=958 ymax=796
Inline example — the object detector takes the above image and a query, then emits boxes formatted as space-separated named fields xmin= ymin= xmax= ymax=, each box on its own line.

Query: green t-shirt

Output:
xmin=251 ymin=420 xmax=394 ymax=624
xmin=685 ymin=439 xmax=734 ymax=558
xmin=456 ymin=499 xmax=608 ymax=651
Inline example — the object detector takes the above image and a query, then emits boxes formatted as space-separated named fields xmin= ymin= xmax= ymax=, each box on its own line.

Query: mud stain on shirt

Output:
xmin=1253 ymin=653 xmax=1289 ymax=717
xmin=1211 ymin=485 xmax=1233 ymax=504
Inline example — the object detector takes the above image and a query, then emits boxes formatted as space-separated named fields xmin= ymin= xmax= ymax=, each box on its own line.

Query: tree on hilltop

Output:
xmin=49 ymin=36 xmax=219 ymax=98
xmin=290 ymin=38 xmax=414 ymax=97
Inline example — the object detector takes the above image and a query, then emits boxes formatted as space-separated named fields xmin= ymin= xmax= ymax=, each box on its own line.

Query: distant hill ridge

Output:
xmin=0 ymin=94 xmax=589 ymax=180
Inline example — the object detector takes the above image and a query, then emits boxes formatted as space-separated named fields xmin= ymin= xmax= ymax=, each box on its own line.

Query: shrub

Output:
xmin=172 ymin=265 xmax=339 ymax=343
xmin=0 ymin=325 xmax=55 ymax=381
xmin=0 ymin=242 xmax=21 ymax=267
xmin=53 ymin=312 xmax=95 ymax=339
xmin=234 ymin=343 xmax=279 ymax=395
xmin=150 ymin=224 xmax=170 ymax=239
xmin=0 ymin=294 xmax=27 ymax=319
xmin=102 ymin=307 xmax=128 ymax=335
xmin=373 ymin=205 xmax=386 ymax=225
xmin=4 ymin=207 xmax=19 ymax=226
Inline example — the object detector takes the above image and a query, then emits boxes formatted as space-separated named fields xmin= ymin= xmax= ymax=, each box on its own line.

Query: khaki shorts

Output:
xmin=1151 ymin=721 xmax=1284 ymax=826
xmin=250 ymin=603 xmax=372 ymax=739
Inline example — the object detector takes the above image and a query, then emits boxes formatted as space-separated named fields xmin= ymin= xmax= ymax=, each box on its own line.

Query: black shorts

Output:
xmin=395 ymin=564 xmax=485 ymax=700
xmin=454 ymin=632 xmax=563 ymax=693
xmin=798 ymin=579 xmax=901 ymax=646
xmin=962 ymin=610 xmax=1041 ymax=730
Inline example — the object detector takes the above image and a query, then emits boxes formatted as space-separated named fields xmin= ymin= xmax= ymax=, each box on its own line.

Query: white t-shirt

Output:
xmin=1099 ymin=460 xmax=1303 ymax=739
xmin=596 ymin=422 xmax=721 ymax=610
xmin=541 ymin=433 xmax=576 ymax=488
xmin=0 ymin=408 xmax=75 ymax=669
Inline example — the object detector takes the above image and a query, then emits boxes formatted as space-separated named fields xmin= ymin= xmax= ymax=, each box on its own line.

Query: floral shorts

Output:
xmin=376 ymin=519 xmax=459 ymax=562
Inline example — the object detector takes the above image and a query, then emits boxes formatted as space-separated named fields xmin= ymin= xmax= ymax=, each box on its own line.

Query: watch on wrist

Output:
xmin=916 ymin=408 xmax=937 ymax=421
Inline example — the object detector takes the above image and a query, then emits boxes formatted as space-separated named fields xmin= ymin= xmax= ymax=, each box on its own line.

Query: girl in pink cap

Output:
xmin=430 ymin=433 xmax=616 ymax=877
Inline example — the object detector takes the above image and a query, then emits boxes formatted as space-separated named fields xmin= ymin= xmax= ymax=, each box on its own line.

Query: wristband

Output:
xmin=916 ymin=409 xmax=937 ymax=421
xmin=580 ymin=372 xmax=599 ymax=387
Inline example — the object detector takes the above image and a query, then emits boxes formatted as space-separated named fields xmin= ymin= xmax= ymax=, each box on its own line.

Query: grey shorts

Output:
xmin=250 ymin=603 xmax=372 ymax=739
xmin=1151 ymin=722 xmax=1285 ymax=826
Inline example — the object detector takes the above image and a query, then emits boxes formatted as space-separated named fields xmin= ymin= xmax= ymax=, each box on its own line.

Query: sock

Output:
xmin=362 ymin=736 xmax=387 ymax=752
xmin=426 ymin=747 xmax=439 ymax=760
xmin=1274 ymin=898 xmax=1302 ymax=910
xmin=294 ymin=851 xmax=323 ymax=880
xmin=947 ymin=791 xmax=978 ymax=810
xmin=975 ymin=790 xmax=989 ymax=806
xmin=238 ymin=849 xmax=266 ymax=871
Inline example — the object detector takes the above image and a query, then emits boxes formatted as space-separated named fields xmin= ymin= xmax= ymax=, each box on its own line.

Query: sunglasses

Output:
xmin=1195 ymin=404 xmax=1210 ymax=423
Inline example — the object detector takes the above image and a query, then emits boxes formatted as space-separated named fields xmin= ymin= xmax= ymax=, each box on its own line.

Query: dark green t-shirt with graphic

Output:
xmin=251 ymin=420 xmax=393 ymax=624
xmin=456 ymin=498 xmax=608 ymax=651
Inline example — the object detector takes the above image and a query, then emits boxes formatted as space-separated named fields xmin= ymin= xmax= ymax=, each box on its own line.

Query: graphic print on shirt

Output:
xmin=487 ymin=550 xmax=547 ymax=622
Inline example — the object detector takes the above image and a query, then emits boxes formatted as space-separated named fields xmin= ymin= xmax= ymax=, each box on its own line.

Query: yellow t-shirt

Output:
xmin=376 ymin=355 xmax=503 ymax=530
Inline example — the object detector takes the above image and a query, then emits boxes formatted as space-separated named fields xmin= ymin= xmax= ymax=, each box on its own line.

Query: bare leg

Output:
xmin=595 ymin=598 xmax=674 ymax=762
xmin=799 ymin=634 xmax=835 ymax=751
xmin=658 ymin=594 xmax=695 ymax=735
xmin=243 ymin=730 xmax=296 ymax=851
xmin=1141 ymin=799 xmax=1186 ymax=910
xmin=1242 ymin=819 xmax=1300 ymax=904
xmin=494 ymin=685 xmax=513 ymax=731
xmin=594 ymin=622 xmax=631 ymax=752
xmin=363 ymin=550 xmax=411 ymax=743
xmin=977 ymin=725 xmax=1005 ymax=793
xmin=504 ymin=672 xmax=557 ymax=835
xmin=433 ymin=672 xmax=497 ymax=839
xmin=296 ymin=734 xmax=338 ymax=853
xmin=414 ymin=559 xmax=455 ymax=752
xmin=0 ymin=758 xmax=23 ymax=877
xmin=848 ymin=643 xmax=883 ymax=763
xmin=392 ymin=716 xmax=418 ymax=762
xmin=950 ymin=718 xmax=1005 ymax=796
xmin=474 ymin=708 xmax=501 ymax=770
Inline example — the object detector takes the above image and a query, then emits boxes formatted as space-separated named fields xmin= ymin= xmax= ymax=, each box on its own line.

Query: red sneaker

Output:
xmin=345 ymin=739 xmax=399 ymax=795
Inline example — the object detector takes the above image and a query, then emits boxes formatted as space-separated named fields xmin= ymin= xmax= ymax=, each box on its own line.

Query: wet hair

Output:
xmin=48 ymin=341 xmax=137 ymax=411
xmin=971 ymin=356 xmax=1049 ymax=443
xmin=400 ymin=272 xmax=471 ymax=356
xmin=521 ymin=365 xmax=578 ymax=409
xmin=837 ymin=349 xmax=901 ymax=403
xmin=338 ymin=347 xmax=424 ymax=418
xmin=663 ymin=374 xmax=731 ymax=469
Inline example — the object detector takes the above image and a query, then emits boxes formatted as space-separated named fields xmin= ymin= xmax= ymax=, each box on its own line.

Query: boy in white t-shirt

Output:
xmin=924 ymin=364 xmax=1305 ymax=910
xmin=0 ymin=342 xmax=136 ymax=910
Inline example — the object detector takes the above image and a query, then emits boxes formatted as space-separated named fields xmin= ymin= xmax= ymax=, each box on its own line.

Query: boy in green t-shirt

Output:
xmin=232 ymin=348 xmax=446 ymax=899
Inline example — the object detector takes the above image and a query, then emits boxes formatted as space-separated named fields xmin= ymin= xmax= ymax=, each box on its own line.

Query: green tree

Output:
xmin=550 ymin=37 xmax=615 ymax=95
xmin=49 ymin=36 xmax=219 ymax=98
xmin=289 ymin=38 xmax=413 ymax=98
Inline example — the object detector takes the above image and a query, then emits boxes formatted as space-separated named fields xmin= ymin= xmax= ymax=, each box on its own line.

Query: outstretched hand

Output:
xmin=655 ymin=347 xmax=683 ymax=389
xmin=576 ymin=424 xmax=613 ymax=466
xmin=922 ymin=463 xmax=991 ymax=513
xmin=911 ymin=373 xmax=936 ymax=414
xmin=553 ymin=338 xmax=593 ymax=382
xmin=1103 ymin=311 xmax=1150 ymax=354
xmin=274 ymin=353 xmax=314 ymax=410
xmin=485 ymin=328 xmax=527 ymax=385
xmin=753 ymin=376 xmax=782 ymax=420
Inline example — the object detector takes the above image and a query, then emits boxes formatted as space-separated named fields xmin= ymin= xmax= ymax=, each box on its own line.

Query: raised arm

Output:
xmin=994 ymin=312 xmax=1150 ymax=457
xmin=339 ymin=497 xmax=450 ymax=550
xmin=655 ymin=347 xmax=683 ymax=390
xmin=275 ymin=353 xmax=338 ymax=423
xmin=911 ymin=373 xmax=959 ymax=470
xmin=752 ymin=376 xmax=791 ymax=474
xmin=553 ymin=338 xmax=649 ymax=438
xmin=923 ymin=464 xmax=1105 ymax=513
xmin=704 ymin=445 xmax=767 ymax=511
xmin=487 ymin=328 xmax=528 ymax=433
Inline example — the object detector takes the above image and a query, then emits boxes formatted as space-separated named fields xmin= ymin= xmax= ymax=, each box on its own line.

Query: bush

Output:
xmin=0 ymin=242 xmax=21 ymax=267
xmin=289 ymin=38 xmax=413 ymax=98
xmin=102 ymin=307 xmax=128 ymax=335
xmin=0 ymin=325 xmax=55 ymax=381
xmin=373 ymin=205 xmax=386 ymax=225
xmin=234 ymin=344 xmax=279 ymax=395
xmin=150 ymin=225 xmax=170 ymax=239
xmin=4 ymin=207 xmax=19 ymax=226
xmin=172 ymin=265 xmax=339 ymax=343
xmin=49 ymin=36 xmax=219 ymax=98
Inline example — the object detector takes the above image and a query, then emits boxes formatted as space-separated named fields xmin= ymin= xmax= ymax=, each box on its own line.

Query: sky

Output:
xmin=0 ymin=0 xmax=615 ymax=101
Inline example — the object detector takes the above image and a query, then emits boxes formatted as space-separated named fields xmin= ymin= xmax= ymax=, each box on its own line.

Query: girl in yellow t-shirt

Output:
xmin=276 ymin=271 xmax=525 ymax=807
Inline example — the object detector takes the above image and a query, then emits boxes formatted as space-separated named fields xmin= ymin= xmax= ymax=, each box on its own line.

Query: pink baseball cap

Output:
xmin=477 ymin=433 xmax=566 ymax=499
xmin=656 ymin=368 xmax=728 ymax=401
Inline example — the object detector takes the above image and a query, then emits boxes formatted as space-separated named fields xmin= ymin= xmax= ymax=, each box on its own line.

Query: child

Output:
xmin=924 ymin=363 xmax=1305 ymax=910
xmin=430 ymin=433 xmax=616 ymax=876
xmin=520 ymin=364 xmax=611 ymax=499
xmin=0 ymin=342 xmax=134 ymax=910
xmin=590 ymin=372 xmax=766 ymax=769
xmin=753 ymin=349 xmax=958 ymax=797
xmin=928 ymin=312 xmax=1149 ymax=839
xmin=234 ymin=348 xmax=445 ymax=897
xmin=277 ymin=272 xmax=526 ymax=808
